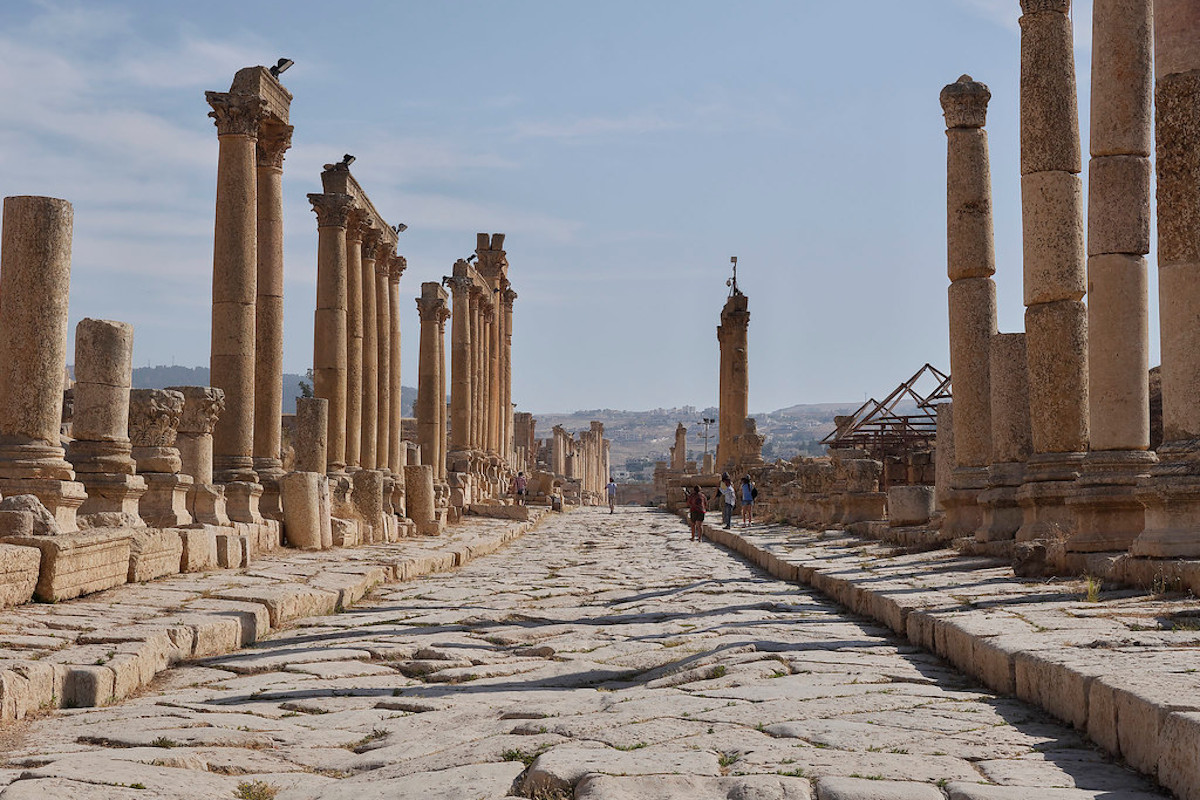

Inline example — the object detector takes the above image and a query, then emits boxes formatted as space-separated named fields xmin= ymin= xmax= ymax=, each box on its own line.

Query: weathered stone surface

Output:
xmin=0 ymin=495 xmax=60 ymax=536
xmin=0 ymin=544 xmax=40 ymax=608
xmin=126 ymin=528 xmax=182 ymax=583
xmin=2 ymin=529 xmax=131 ymax=602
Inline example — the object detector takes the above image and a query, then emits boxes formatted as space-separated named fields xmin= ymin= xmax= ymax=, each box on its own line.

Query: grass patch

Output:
xmin=1083 ymin=575 xmax=1102 ymax=603
xmin=234 ymin=782 xmax=279 ymax=800
xmin=717 ymin=751 xmax=739 ymax=768
xmin=613 ymin=742 xmax=647 ymax=751
xmin=150 ymin=737 xmax=177 ymax=749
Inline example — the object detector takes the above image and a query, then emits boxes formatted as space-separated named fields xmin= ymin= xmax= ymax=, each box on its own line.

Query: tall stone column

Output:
xmin=1015 ymin=0 xmax=1089 ymax=542
xmin=673 ymin=424 xmax=687 ymax=471
xmin=1069 ymin=0 xmax=1156 ymax=551
xmin=436 ymin=302 xmax=451 ymax=484
xmin=470 ymin=288 xmax=486 ymax=451
xmin=68 ymin=319 xmax=145 ymax=522
xmin=502 ymin=287 xmax=516 ymax=462
xmin=359 ymin=227 xmax=381 ymax=470
xmin=716 ymin=291 xmax=750 ymax=474
xmin=0 ymin=196 xmax=87 ymax=529
xmin=978 ymin=334 xmax=1033 ymax=541
xmin=448 ymin=267 xmax=474 ymax=457
xmin=482 ymin=304 xmax=495 ymax=454
xmin=940 ymin=75 xmax=999 ymax=538
xmin=171 ymin=386 xmax=229 ymax=526
xmin=375 ymin=246 xmax=392 ymax=477
xmin=416 ymin=283 xmax=448 ymax=475
xmin=344 ymin=210 xmax=366 ymax=471
xmin=388 ymin=256 xmax=406 ymax=475
xmin=308 ymin=193 xmax=353 ymax=475
xmin=252 ymin=122 xmax=292 ymax=519
xmin=1134 ymin=1 xmax=1200 ymax=556
xmin=205 ymin=92 xmax=264 ymax=489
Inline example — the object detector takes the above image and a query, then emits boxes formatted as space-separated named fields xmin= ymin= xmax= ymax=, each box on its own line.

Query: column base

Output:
xmin=187 ymin=483 xmax=230 ymax=527
xmin=1132 ymin=445 xmax=1200 ymax=557
xmin=139 ymin=473 xmax=193 ymax=528
xmin=254 ymin=459 xmax=285 ymax=522
xmin=0 ymin=477 xmax=87 ymax=533
xmin=223 ymin=481 xmax=264 ymax=525
xmin=0 ymin=442 xmax=74 ymax=481
xmin=1066 ymin=450 xmax=1156 ymax=553
xmin=977 ymin=462 xmax=1025 ymax=543
xmin=77 ymin=473 xmax=147 ymax=521
xmin=942 ymin=466 xmax=988 ymax=538
xmin=213 ymin=455 xmax=257 ymax=485
xmin=1015 ymin=452 xmax=1085 ymax=542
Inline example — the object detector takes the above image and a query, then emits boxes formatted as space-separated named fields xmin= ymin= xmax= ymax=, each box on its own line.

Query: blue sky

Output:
xmin=0 ymin=1 xmax=1140 ymax=414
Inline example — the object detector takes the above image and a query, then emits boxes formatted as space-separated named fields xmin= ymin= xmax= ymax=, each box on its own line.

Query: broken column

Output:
xmin=171 ymin=386 xmax=229 ymax=527
xmin=309 ymin=192 xmax=353 ymax=475
xmin=68 ymin=319 xmax=145 ymax=523
xmin=673 ymin=424 xmax=687 ymax=471
xmin=978 ymin=334 xmax=1033 ymax=542
xmin=0 ymin=196 xmax=87 ymax=530
xmin=717 ymin=290 xmax=750 ymax=474
xmin=1069 ymin=0 xmax=1156 ymax=551
xmin=281 ymin=396 xmax=332 ymax=550
xmin=129 ymin=389 xmax=193 ymax=528
xmin=940 ymin=74 xmax=999 ymax=538
xmin=1134 ymin=1 xmax=1200 ymax=557
xmin=1015 ymin=0 xmax=1089 ymax=542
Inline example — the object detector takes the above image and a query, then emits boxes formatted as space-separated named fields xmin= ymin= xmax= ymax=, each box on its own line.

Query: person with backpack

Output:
xmin=740 ymin=475 xmax=757 ymax=527
xmin=685 ymin=485 xmax=708 ymax=541
xmin=718 ymin=474 xmax=736 ymax=529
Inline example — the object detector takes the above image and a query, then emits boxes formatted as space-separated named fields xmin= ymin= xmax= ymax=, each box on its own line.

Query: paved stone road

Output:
xmin=0 ymin=509 xmax=1168 ymax=799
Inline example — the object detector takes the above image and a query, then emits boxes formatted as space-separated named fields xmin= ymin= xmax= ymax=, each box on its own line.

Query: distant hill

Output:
xmin=123 ymin=365 xmax=416 ymax=417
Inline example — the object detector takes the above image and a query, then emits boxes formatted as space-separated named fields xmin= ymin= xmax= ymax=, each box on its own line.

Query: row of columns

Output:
xmin=944 ymin=0 xmax=1200 ymax=558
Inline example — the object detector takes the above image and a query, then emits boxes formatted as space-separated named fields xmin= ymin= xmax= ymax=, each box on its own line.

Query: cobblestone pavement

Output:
xmin=0 ymin=509 xmax=1168 ymax=800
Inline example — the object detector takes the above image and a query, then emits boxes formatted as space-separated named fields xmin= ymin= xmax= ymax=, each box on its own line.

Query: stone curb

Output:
xmin=0 ymin=510 xmax=548 ymax=722
xmin=691 ymin=514 xmax=1200 ymax=800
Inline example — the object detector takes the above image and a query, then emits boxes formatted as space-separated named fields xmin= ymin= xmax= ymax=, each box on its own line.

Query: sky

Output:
xmin=0 ymin=0 xmax=1142 ymax=415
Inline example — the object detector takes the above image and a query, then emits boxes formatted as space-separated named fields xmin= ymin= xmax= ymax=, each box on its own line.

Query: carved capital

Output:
xmin=361 ymin=227 xmax=383 ymax=259
xmin=346 ymin=208 xmax=370 ymax=244
xmin=167 ymin=386 xmax=226 ymax=436
xmin=308 ymin=193 xmax=354 ymax=228
xmin=375 ymin=241 xmax=395 ymax=270
xmin=128 ymin=389 xmax=184 ymax=447
xmin=502 ymin=288 xmax=518 ymax=308
xmin=206 ymin=92 xmax=266 ymax=137
xmin=940 ymin=74 xmax=991 ymax=129
xmin=389 ymin=254 xmax=408 ymax=283
xmin=257 ymin=122 xmax=293 ymax=168
xmin=416 ymin=296 xmax=447 ymax=323
xmin=446 ymin=274 xmax=474 ymax=296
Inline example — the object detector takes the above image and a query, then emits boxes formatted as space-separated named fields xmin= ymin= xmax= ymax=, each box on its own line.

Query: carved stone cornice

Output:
xmin=346 ymin=208 xmax=369 ymax=244
xmin=361 ymin=227 xmax=383 ymax=259
xmin=307 ymin=193 xmax=354 ymax=228
xmin=167 ymin=386 xmax=226 ymax=436
xmin=388 ymin=254 xmax=407 ymax=283
xmin=940 ymin=75 xmax=991 ymax=130
xmin=129 ymin=389 xmax=184 ymax=447
xmin=256 ymin=122 xmax=294 ymax=169
xmin=206 ymin=92 xmax=267 ymax=138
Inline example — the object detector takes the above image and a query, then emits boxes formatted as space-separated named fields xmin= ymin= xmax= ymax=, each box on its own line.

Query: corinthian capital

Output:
xmin=308 ymin=193 xmax=354 ymax=228
xmin=361 ymin=227 xmax=383 ymax=258
xmin=445 ymin=274 xmax=474 ymax=296
xmin=257 ymin=122 xmax=294 ymax=168
xmin=346 ymin=208 xmax=370 ymax=244
xmin=503 ymin=288 xmax=518 ymax=308
xmin=128 ymin=389 xmax=184 ymax=447
xmin=206 ymin=92 xmax=267 ymax=137
xmin=416 ymin=282 xmax=449 ymax=322
xmin=940 ymin=74 xmax=991 ymax=130
xmin=389 ymin=254 xmax=408 ymax=283
xmin=375 ymin=240 xmax=395 ymax=268
xmin=167 ymin=386 xmax=226 ymax=436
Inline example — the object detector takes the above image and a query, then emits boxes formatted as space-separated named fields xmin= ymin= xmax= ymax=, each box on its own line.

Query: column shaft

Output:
xmin=360 ymin=232 xmax=380 ymax=470
xmin=388 ymin=262 xmax=405 ymax=473
xmin=344 ymin=215 xmax=364 ymax=470
xmin=449 ymin=273 xmax=473 ymax=453
xmin=376 ymin=258 xmax=391 ymax=474
xmin=308 ymin=193 xmax=353 ymax=474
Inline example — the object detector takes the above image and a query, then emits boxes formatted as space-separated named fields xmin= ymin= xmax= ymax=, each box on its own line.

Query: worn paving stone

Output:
xmin=0 ymin=509 xmax=1169 ymax=799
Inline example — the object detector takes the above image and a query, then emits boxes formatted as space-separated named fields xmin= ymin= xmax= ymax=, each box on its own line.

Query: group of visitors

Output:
xmin=685 ymin=473 xmax=756 ymax=541
xmin=511 ymin=472 xmax=620 ymax=514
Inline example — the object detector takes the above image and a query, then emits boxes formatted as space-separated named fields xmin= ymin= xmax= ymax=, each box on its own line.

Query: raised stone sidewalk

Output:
xmin=0 ymin=511 xmax=545 ymax=722
xmin=698 ymin=516 xmax=1200 ymax=799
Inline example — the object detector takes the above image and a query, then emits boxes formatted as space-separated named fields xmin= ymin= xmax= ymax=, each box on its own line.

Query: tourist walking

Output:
xmin=511 ymin=471 xmax=528 ymax=506
xmin=606 ymin=477 xmax=617 ymax=513
xmin=740 ymin=475 xmax=756 ymax=527
xmin=685 ymin=486 xmax=708 ymax=541
xmin=719 ymin=474 xmax=736 ymax=529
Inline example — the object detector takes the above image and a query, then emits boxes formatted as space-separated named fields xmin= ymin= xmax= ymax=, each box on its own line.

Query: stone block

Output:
xmin=1157 ymin=72 xmax=1200 ymax=265
xmin=887 ymin=486 xmax=934 ymax=526
xmin=1019 ymin=7 xmax=1082 ymax=175
xmin=60 ymin=664 xmax=115 ymax=708
xmin=281 ymin=471 xmax=327 ymax=550
xmin=1159 ymin=711 xmax=1200 ymax=800
xmin=1024 ymin=299 xmax=1089 ymax=454
xmin=0 ymin=543 xmax=39 ymax=608
xmin=1 ymin=529 xmax=131 ymax=602
xmin=1089 ymin=0 xmax=1152 ymax=157
xmin=1021 ymin=171 xmax=1085 ymax=304
xmin=352 ymin=469 xmax=385 ymax=543
xmin=126 ymin=527 xmax=183 ymax=583
xmin=1088 ymin=156 xmax=1151 ymax=256
xmin=139 ymin=473 xmax=192 ymax=528
xmin=1086 ymin=254 xmax=1149 ymax=451
xmin=214 ymin=533 xmax=245 ymax=568
xmin=817 ymin=776 xmax=941 ymax=799
xmin=178 ymin=526 xmax=217 ymax=572
xmin=331 ymin=516 xmax=358 ymax=547
xmin=989 ymin=333 xmax=1032 ymax=463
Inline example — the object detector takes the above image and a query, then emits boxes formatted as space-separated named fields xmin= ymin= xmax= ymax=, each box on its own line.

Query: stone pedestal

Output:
xmin=280 ymin=471 xmax=330 ymax=550
xmin=129 ymin=390 xmax=192 ymax=528
xmin=169 ymin=386 xmax=229 ymax=527
xmin=889 ymin=486 xmax=935 ymax=527
xmin=0 ymin=196 xmax=87 ymax=530
xmin=223 ymin=481 xmax=263 ymax=525
xmin=978 ymin=333 xmax=1032 ymax=542
xmin=1070 ymin=450 xmax=1157 ymax=551
xmin=1017 ymin=453 xmax=1085 ymax=542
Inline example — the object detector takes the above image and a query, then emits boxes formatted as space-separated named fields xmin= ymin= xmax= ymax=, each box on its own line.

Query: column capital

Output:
xmin=416 ymin=284 xmax=449 ymax=322
xmin=1021 ymin=0 xmax=1069 ymax=13
xmin=388 ymin=254 xmax=408 ymax=283
xmin=307 ymin=193 xmax=353 ymax=228
xmin=256 ymin=122 xmax=293 ymax=168
xmin=346 ymin=208 xmax=370 ymax=244
xmin=374 ymin=240 xmax=395 ymax=268
xmin=128 ymin=389 xmax=184 ymax=448
xmin=361 ymin=226 xmax=383 ymax=257
xmin=940 ymin=75 xmax=991 ymax=130
xmin=502 ymin=288 xmax=518 ymax=308
xmin=446 ymin=274 xmax=474 ymax=295
xmin=206 ymin=92 xmax=267 ymax=137
xmin=168 ymin=386 xmax=226 ymax=436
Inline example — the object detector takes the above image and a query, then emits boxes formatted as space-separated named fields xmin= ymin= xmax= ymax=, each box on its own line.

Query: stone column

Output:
xmin=375 ymin=245 xmax=393 ymax=474
xmin=940 ymin=75 xmax=999 ymax=538
xmin=448 ymin=267 xmax=474 ymax=458
xmin=716 ymin=291 xmax=750 ymax=474
xmin=1015 ymin=0 xmax=1089 ymax=542
xmin=205 ymin=92 xmax=264 ymax=488
xmin=978 ymin=334 xmax=1033 ymax=542
xmin=308 ymin=192 xmax=353 ymax=475
xmin=293 ymin=397 xmax=328 ymax=475
xmin=1134 ymin=0 xmax=1200 ymax=556
xmin=437 ymin=302 xmax=452 ymax=485
xmin=359 ymin=227 xmax=381 ymax=470
xmin=502 ymin=287 xmax=516 ymax=462
xmin=471 ymin=288 xmax=486 ymax=452
xmin=0 ymin=196 xmax=87 ymax=529
xmin=68 ymin=319 xmax=145 ymax=522
xmin=482 ymin=303 xmax=495 ymax=454
xmin=388 ymin=256 xmax=406 ymax=475
xmin=673 ymin=424 xmax=687 ymax=471
xmin=129 ymin=389 xmax=193 ymax=528
xmin=282 ymin=395 xmax=331 ymax=551
xmin=252 ymin=122 xmax=292 ymax=519
xmin=171 ymin=386 xmax=229 ymax=526
xmin=416 ymin=283 xmax=448 ymax=475
xmin=405 ymin=464 xmax=438 ymax=536
xmin=1068 ymin=0 xmax=1156 ymax=551
xmin=344 ymin=210 xmax=366 ymax=472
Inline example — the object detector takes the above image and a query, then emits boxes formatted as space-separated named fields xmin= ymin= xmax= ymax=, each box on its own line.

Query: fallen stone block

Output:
xmin=0 ymin=542 xmax=41 ymax=609
xmin=127 ymin=527 xmax=183 ymax=583
xmin=1 ymin=529 xmax=132 ymax=602
xmin=178 ymin=526 xmax=217 ymax=572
